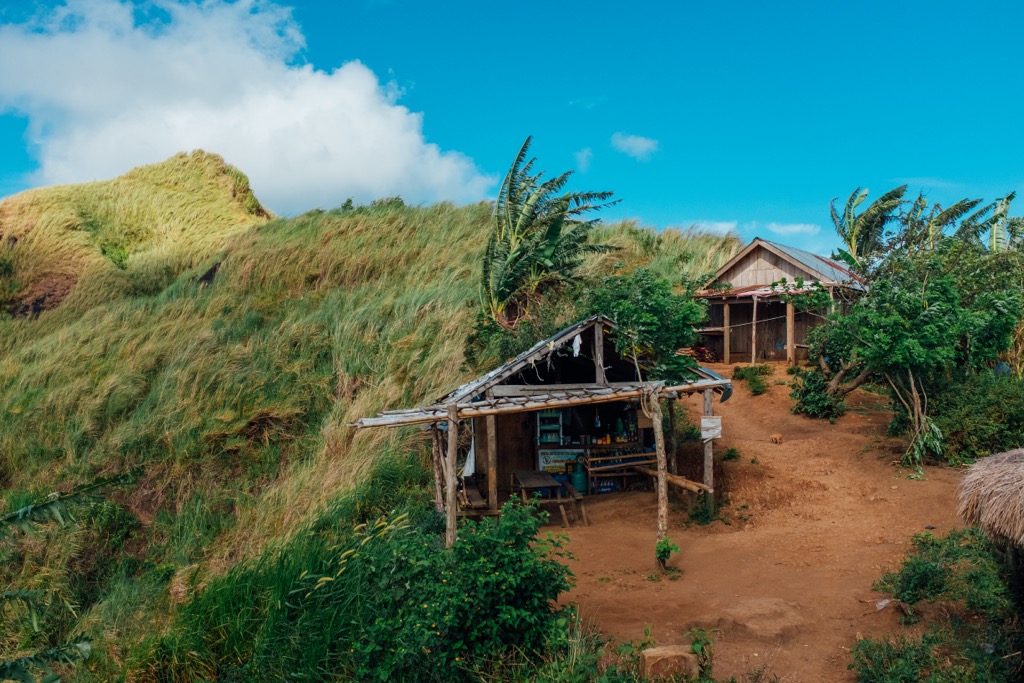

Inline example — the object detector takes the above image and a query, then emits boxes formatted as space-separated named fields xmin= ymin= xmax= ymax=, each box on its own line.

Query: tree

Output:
xmin=481 ymin=137 xmax=616 ymax=328
xmin=584 ymin=269 xmax=708 ymax=541
xmin=582 ymin=268 xmax=706 ymax=384
xmin=830 ymin=185 xmax=907 ymax=267
xmin=799 ymin=242 xmax=1023 ymax=464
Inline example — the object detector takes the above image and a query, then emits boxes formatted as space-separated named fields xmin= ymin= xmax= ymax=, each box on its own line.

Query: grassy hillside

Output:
xmin=0 ymin=162 xmax=740 ymax=680
xmin=0 ymin=150 xmax=269 ymax=317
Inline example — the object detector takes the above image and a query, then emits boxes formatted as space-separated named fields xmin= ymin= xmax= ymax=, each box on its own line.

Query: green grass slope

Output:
xmin=0 ymin=150 xmax=269 ymax=317
xmin=0 ymin=164 xmax=740 ymax=679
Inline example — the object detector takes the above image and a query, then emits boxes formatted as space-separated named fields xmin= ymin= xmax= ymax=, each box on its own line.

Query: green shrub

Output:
xmin=733 ymin=365 xmax=771 ymax=396
xmin=721 ymin=447 xmax=741 ymax=462
xmin=926 ymin=372 xmax=1024 ymax=464
xmin=153 ymin=498 xmax=573 ymax=682
xmin=789 ymin=368 xmax=846 ymax=420
xmin=849 ymin=634 xmax=936 ymax=683
xmin=855 ymin=529 xmax=1023 ymax=682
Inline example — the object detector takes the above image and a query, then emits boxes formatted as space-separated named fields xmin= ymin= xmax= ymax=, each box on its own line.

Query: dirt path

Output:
xmin=560 ymin=364 xmax=963 ymax=681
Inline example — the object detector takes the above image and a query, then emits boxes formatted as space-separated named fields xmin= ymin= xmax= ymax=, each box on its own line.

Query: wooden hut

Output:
xmin=696 ymin=238 xmax=863 ymax=364
xmin=353 ymin=315 xmax=732 ymax=544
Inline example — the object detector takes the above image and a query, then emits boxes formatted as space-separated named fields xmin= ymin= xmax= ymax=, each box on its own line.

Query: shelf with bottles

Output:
xmin=536 ymin=409 xmax=564 ymax=446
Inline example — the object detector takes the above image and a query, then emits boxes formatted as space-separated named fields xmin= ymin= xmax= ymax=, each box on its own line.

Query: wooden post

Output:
xmin=723 ymin=302 xmax=731 ymax=364
xmin=430 ymin=425 xmax=445 ymax=513
xmin=786 ymin=301 xmax=796 ymax=366
xmin=647 ymin=390 xmax=669 ymax=542
xmin=486 ymin=413 xmax=498 ymax=510
xmin=594 ymin=323 xmax=607 ymax=385
xmin=445 ymin=405 xmax=458 ymax=548
xmin=750 ymin=296 xmax=759 ymax=364
xmin=666 ymin=398 xmax=678 ymax=475
xmin=702 ymin=388 xmax=715 ymax=517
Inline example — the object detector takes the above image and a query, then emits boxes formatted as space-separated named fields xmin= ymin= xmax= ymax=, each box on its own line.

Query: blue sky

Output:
xmin=1 ymin=1 xmax=1022 ymax=254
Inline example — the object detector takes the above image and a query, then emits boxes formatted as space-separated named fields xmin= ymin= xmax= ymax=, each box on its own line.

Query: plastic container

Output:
xmin=571 ymin=469 xmax=588 ymax=495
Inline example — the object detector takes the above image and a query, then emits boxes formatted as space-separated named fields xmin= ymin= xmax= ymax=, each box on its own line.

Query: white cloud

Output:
xmin=574 ymin=147 xmax=593 ymax=173
xmin=0 ymin=0 xmax=493 ymax=214
xmin=610 ymin=132 xmax=658 ymax=161
xmin=765 ymin=222 xmax=821 ymax=237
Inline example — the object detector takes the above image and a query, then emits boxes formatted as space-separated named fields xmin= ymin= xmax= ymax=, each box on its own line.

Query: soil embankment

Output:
xmin=563 ymin=364 xmax=963 ymax=681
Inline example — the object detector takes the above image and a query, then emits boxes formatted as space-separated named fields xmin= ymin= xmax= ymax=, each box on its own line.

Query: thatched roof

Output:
xmin=957 ymin=449 xmax=1024 ymax=546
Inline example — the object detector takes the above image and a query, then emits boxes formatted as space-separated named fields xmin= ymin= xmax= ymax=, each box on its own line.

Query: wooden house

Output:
xmin=696 ymin=238 xmax=863 ymax=364
xmin=354 ymin=315 xmax=732 ymax=543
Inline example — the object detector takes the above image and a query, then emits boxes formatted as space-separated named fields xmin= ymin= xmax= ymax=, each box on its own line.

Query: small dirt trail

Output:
xmin=561 ymin=364 xmax=963 ymax=681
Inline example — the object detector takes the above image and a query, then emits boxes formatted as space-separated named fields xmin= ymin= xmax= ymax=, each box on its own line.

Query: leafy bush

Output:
xmin=721 ymin=447 xmax=741 ymax=462
xmin=854 ymin=529 xmax=1024 ymax=682
xmin=789 ymin=369 xmax=846 ymax=420
xmin=733 ymin=365 xmax=772 ymax=396
xmin=925 ymin=372 xmax=1024 ymax=463
xmin=153 ymin=498 xmax=574 ymax=682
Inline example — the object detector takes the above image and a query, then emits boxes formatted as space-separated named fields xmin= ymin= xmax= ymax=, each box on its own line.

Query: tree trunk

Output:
xmin=646 ymin=390 xmax=669 ymax=542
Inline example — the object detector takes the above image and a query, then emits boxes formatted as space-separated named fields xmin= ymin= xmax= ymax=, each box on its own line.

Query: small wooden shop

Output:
xmin=696 ymin=238 xmax=863 ymax=364
xmin=353 ymin=315 xmax=732 ymax=545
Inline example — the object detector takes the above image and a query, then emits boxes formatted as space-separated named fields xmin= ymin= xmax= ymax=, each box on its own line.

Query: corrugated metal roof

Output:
xmin=761 ymin=239 xmax=863 ymax=288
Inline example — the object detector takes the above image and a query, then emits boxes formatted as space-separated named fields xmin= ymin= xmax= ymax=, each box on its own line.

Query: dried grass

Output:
xmin=957 ymin=448 xmax=1024 ymax=545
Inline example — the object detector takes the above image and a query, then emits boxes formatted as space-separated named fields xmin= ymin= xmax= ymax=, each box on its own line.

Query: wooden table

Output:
xmin=513 ymin=470 xmax=589 ymax=527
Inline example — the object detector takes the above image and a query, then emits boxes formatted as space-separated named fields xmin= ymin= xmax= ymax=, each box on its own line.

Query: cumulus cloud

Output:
xmin=765 ymin=222 xmax=821 ymax=237
xmin=574 ymin=147 xmax=593 ymax=173
xmin=610 ymin=132 xmax=658 ymax=161
xmin=0 ymin=0 xmax=493 ymax=213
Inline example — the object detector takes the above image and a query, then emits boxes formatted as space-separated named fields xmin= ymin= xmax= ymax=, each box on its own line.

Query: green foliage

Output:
xmin=655 ymin=536 xmax=679 ymax=570
xmin=919 ymin=372 xmax=1024 ymax=464
xmin=830 ymin=185 xmax=908 ymax=267
xmin=721 ymin=447 xmax=741 ymax=462
xmin=789 ymin=369 xmax=846 ymax=420
xmin=770 ymin=277 xmax=832 ymax=312
xmin=154 ymin=497 xmax=573 ymax=682
xmin=733 ymin=365 xmax=771 ymax=396
xmin=854 ymin=529 xmax=1023 ymax=682
xmin=482 ymin=136 xmax=616 ymax=328
xmin=1 ymin=470 xmax=140 ymax=538
xmin=689 ymin=493 xmax=719 ymax=525
xmin=684 ymin=627 xmax=718 ymax=680
xmin=0 ymin=642 xmax=91 ymax=683
xmin=875 ymin=529 xmax=1012 ymax=618
xmin=849 ymin=634 xmax=936 ymax=683
xmin=584 ymin=268 xmax=706 ymax=383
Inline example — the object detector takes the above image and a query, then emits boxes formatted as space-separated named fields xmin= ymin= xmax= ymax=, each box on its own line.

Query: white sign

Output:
xmin=700 ymin=416 xmax=722 ymax=441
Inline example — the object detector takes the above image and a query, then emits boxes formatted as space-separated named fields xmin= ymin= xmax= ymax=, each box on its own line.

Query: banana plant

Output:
xmin=481 ymin=137 xmax=616 ymax=328
xmin=830 ymin=185 xmax=907 ymax=266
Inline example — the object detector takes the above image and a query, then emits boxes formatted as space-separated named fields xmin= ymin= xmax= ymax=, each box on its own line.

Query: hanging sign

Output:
xmin=700 ymin=416 xmax=722 ymax=441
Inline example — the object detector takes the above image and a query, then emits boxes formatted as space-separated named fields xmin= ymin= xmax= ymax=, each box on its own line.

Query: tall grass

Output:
xmin=0 ymin=159 xmax=741 ymax=679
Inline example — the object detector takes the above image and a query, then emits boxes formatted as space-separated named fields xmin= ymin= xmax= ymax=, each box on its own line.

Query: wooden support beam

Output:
xmin=702 ymin=388 xmax=715 ymax=517
xmin=445 ymin=405 xmax=458 ymax=548
xmin=723 ymin=302 xmax=731 ymax=364
xmin=750 ymin=296 xmax=758 ymax=365
xmin=594 ymin=323 xmax=607 ymax=385
xmin=430 ymin=425 xmax=444 ymax=513
xmin=486 ymin=413 xmax=498 ymax=510
xmin=786 ymin=301 xmax=796 ymax=366
xmin=490 ymin=382 xmax=639 ymax=397
xmin=667 ymin=399 xmax=678 ymax=475
xmin=634 ymin=466 xmax=710 ymax=493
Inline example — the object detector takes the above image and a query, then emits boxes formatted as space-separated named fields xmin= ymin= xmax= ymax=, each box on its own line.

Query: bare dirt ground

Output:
xmin=559 ymin=364 xmax=963 ymax=681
